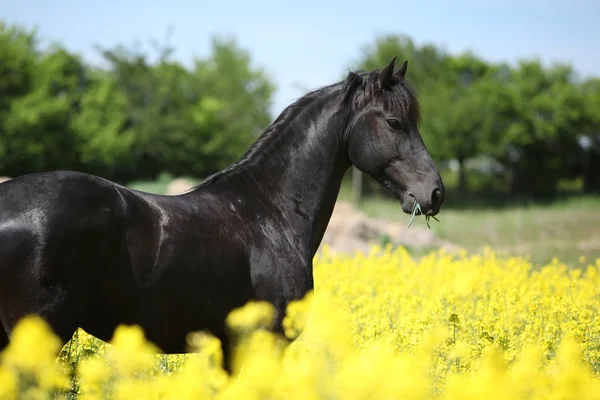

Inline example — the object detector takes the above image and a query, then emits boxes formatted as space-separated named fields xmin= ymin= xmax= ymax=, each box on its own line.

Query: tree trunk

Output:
xmin=457 ymin=157 xmax=468 ymax=193
xmin=583 ymin=149 xmax=600 ymax=193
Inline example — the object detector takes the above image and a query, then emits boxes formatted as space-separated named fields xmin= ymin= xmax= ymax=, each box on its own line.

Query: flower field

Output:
xmin=2 ymin=245 xmax=600 ymax=399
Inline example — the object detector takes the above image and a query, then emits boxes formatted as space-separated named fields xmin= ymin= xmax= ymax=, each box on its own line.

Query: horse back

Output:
xmin=0 ymin=170 xmax=127 ymax=274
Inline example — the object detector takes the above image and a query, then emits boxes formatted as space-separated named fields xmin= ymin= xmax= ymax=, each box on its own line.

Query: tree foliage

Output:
xmin=1 ymin=22 xmax=599 ymax=199
xmin=0 ymin=23 xmax=275 ymax=183
xmin=353 ymin=35 xmax=600 ymax=198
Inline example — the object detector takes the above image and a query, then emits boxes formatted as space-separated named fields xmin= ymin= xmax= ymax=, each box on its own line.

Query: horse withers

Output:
xmin=0 ymin=57 xmax=445 ymax=372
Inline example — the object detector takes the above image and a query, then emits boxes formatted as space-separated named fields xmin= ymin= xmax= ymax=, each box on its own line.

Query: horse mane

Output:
xmin=190 ymin=64 xmax=420 ymax=191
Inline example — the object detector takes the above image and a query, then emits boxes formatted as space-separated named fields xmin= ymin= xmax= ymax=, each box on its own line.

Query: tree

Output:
xmin=419 ymin=53 xmax=493 ymax=192
xmin=578 ymin=78 xmax=600 ymax=192
xmin=351 ymin=34 xmax=450 ymax=94
xmin=190 ymin=35 xmax=276 ymax=174
xmin=1 ymin=43 xmax=88 ymax=175
xmin=347 ymin=33 xmax=592 ymax=200
xmin=479 ymin=60 xmax=585 ymax=197
xmin=71 ymin=69 xmax=135 ymax=180
xmin=91 ymin=34 xmax=276 ymax=181
xmin=0 ymin=22 xmax=39 ymax=173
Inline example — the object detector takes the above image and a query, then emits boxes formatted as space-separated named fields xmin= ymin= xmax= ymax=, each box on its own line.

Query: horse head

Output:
xmin=342 ymin=57 xmax=445 ymax=216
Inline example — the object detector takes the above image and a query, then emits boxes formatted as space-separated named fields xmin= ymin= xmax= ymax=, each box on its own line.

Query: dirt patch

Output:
xmin=166 ymin=178 xmax=196 ymax=195
xmin=577 ymin=237 xmax=600 ymax=252
xmin=318 ymin=200 xmax=459 ymax=255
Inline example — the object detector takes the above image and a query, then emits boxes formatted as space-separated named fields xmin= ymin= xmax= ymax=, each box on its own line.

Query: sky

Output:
xmin=2 ymin=0 xmax=599 ymax=116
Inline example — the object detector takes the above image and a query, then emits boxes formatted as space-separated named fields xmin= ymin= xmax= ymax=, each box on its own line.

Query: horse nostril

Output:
xmin=432 ymin=188 xmax=443 ymax=204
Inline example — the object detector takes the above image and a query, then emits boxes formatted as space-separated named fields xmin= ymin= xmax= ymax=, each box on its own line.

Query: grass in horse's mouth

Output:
xmin=407 ymin=201 xmax=440 ymax=230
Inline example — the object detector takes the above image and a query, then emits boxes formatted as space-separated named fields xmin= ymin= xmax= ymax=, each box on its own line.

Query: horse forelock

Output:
xmin=338 ymin=68 xmax=421 ymax=125
xmin=383 ymin=79 xmax=422 ymax=125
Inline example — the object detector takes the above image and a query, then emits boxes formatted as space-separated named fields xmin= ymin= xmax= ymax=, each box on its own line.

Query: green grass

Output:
xmin=127 ymin=172 xmax=176 ymax=194
xmin=428 ymin=197 xmax=599 ymax=268
xmin=339 ymin=184 xmax=600 ymax=268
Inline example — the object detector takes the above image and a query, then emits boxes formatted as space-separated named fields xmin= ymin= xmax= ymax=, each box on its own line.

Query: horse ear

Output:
xmin=377 ymin=56 xmax=397 ymax=90
xmin=395 ymin=60 xmax=408 ymax=79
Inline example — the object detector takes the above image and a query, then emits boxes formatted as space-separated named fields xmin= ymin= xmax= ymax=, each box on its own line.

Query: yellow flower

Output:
xmin=1 ymin=315 xmax=63 ymax=373
xmin=0 ymin=365 xmax=17 ymax=400
xmin=226 ymin=301 xmax=275 ymax=333
xmin=107 ymin=324 xmax=160 ymax=377
xmin=4 ymin=247 xmax=600 ymax=398
xmin=78 ymin=356 xmax=110 ymax=386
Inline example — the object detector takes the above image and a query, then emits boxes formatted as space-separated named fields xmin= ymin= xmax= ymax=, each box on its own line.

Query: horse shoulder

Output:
xmin=113 ymin=188 xmax=172 ymax=289
xmin=247 ymin=215 xmax=313 ymax=298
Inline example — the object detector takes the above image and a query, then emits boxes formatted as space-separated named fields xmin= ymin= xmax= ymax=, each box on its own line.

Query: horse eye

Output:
xmin=386 ymin=118 xmax=402 ymax=130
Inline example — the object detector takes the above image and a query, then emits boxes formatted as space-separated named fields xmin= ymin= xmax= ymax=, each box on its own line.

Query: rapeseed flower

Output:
xmin=1 ymin=246 xmax=600 ymax=398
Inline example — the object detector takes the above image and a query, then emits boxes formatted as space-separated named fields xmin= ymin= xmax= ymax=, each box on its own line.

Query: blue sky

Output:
xmin=3 ymin=0 xmax=599 ymax=116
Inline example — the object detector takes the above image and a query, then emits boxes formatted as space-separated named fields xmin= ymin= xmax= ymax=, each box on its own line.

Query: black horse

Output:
xmin=0 ymin=58 xmax=444 ymax=371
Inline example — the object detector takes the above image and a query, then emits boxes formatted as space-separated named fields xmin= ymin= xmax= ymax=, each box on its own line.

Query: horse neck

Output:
xmin=219 ymin=86 xmax=352 ymax=256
